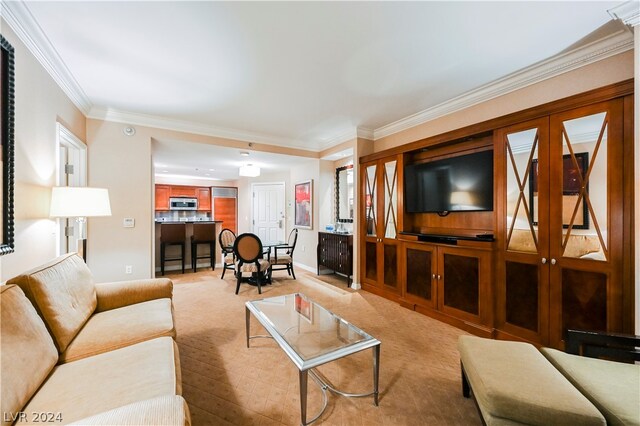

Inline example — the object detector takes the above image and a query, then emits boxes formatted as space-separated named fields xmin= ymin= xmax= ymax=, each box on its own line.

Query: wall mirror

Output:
xmin=336 ymin=165 xmax=354 ymax=223
xmin=1 ymin=36 xmax=15 ymax=255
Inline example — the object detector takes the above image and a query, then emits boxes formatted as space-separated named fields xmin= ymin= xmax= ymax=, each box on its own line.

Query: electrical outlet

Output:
xmin=125 ymin=265 xmax=132 ymax=274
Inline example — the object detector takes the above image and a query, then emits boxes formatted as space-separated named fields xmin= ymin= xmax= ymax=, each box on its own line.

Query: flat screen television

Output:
xmin=404 ymin=150 xmax=493 ymax=215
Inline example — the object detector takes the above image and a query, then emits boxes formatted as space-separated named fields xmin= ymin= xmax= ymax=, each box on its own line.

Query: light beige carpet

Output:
xmin=167 ymin=268 xmax=480 ymax=425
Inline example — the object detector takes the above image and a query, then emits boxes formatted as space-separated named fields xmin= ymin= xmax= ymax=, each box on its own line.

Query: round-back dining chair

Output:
xmin=233 ymin=233 xmax=270 ymax=294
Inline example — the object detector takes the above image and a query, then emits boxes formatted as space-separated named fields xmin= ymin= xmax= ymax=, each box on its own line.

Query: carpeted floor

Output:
xmin=167 ymin=267 xmax=481 ymax=425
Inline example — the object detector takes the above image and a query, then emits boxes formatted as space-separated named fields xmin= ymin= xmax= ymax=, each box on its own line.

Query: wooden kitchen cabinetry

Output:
xmin=155 ymin=185 xmax=171 ymax=211
xmin=169 ymin=185 xmax=197 ymax=198
xmin=401 ymin=240 xmax=493 ymax=335
xmin=155 ymin=185 xmax=212 ymax=212
xmin=360 ymin=155 xmax=402 ymax=300
xmin=196 ymin=187 xmax=212 ymax=211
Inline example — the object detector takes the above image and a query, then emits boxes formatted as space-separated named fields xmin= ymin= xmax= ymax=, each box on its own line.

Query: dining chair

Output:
xmin=268 ymin=228 xmax=299 ymax=280
xmin=218 ymin=228 xmax=236 ymax=279
xmin=233 ymin=233 xmax=270 ymax=294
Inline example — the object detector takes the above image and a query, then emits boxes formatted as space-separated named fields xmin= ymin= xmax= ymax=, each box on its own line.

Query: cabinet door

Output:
xmin=197 ymin=187 xmax=211 ymax=211
xmin=403 ymin=242 xmax=437 ymax=308
xmin=155 ymin=185 xmax=171 ymax=211
xmin=361 ymin=156 xmax=401 ymax=293
xmin=380 ymin=158 xmax=400 ymax=291
xmin=361 ymin=161 xmax=379 ymax=287
xmin=438 ymin=246 xmax=491 ymax=325
xmin=548 ymin=100 xmax=624 ymax=348
xmin=170 ymin=185 xmax=197 ymax=198
xmin=495 ymin=118 xmax=550 ymax=344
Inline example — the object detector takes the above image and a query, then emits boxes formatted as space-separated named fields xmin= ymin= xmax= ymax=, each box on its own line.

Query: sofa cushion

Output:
xmin=458 ymin=336 xmax=605 ymax=425
xmin=19 ymin=337 xmax=181 ymax=425
xmin=69 ymin=395 xmax=191 ymax=425
xmin=8 ymin=253 xmax=97 ymax=353
xmin=60 ymin=298 xmax=176 ymax=363
xmin=0 ymin=285 xmax=59 ymax=426
xmin=541 ymin=348 xmax=640 ymax=426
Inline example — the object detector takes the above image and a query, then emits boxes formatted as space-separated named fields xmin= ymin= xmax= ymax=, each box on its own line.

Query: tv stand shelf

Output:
xmin=399 ymin=232 xmax=494 ymax=244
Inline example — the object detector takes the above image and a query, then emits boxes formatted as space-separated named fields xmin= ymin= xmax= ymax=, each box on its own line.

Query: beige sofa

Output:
xmin=458 ymin=335 xmax=639 ymax=426
xmin=1 ymin=253 xmax=190 ymax=425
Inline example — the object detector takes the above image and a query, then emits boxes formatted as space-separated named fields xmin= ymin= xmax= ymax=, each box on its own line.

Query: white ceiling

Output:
xmin=10 ymin=1 xmax=629 ymax=179
xmin=152 ymin=139 xmax=316 ymax=181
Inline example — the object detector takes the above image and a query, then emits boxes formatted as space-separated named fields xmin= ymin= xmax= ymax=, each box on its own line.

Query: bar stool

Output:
xmin=191 ymin=222 xmax=217 ymax=272
xmin=160 ymin=223 xmax=186 ymax=275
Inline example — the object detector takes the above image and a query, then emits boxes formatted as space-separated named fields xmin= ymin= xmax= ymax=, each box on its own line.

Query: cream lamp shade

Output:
xmin=50 ymin=187 xmax=112 ymax=218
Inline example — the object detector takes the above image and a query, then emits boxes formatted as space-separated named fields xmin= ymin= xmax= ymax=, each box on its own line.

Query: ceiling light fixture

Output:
xmin=239 ymin=164 xmax=260 ymax=177
xmin=240 ymin=151 xmax=250 ymax=157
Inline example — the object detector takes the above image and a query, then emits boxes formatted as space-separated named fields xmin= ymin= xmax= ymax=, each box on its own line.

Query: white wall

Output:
xmin=0 ymin=21 xmax=86 ymax=281
xmin=86 ymin=119 xmax=154 ymax=281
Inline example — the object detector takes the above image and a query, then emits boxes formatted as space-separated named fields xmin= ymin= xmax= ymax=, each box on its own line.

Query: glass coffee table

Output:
xmin=245 ymin=293 xmax=380 ymax=425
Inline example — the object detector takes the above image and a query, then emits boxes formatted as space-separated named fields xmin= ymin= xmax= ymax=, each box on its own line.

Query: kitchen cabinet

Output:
xmin=317 ymin=232 xmax=353 ymax=286
xmin=495 ymin=98 xmax=628 ymax=348
xmin=197 ymin=187 xmax=211 ymax=211
xmin=155 ymin=185 xmax=212 ymax=212
xmin=155 ymin=185 xmax=171 ymax=211
xmin=170 ymin=185 xmax=197 ymax=198
xmin=360 ymin=155 xmax=402 ymax=299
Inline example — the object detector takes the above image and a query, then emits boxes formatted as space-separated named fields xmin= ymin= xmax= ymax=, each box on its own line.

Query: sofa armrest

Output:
xmin=95 ymin=278 xmax=173 ymax=312
xmin=565 ymin=329 xmax=640 ymax=362
xmin=69 ymin=395 xmax=191 ymax=425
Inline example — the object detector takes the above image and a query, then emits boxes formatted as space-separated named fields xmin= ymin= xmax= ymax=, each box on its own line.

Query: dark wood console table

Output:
xmin=317 ymin=232 xmax=353 ymax=287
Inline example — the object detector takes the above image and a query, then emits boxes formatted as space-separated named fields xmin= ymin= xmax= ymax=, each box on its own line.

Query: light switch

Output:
xmin=123 ymin=218 xmax=135 ymax=228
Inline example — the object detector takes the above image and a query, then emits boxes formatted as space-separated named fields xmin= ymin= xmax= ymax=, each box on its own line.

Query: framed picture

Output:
xmin=294 ymin=180 xmax=313 ymax=229
xmin=530 ymin=152 xmax=589 ymax=229
xmin=0 ymin=35 xmax=15 ymax=256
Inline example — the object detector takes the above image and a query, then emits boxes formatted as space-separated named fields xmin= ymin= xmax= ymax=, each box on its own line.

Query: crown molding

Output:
xmin=88 ymin=106 xmax=321 ymax=152
xmin=1 ymin=1 xmax=92 ymax=114
xmin=608 ymin=1 xmax=640 ymax=27
xmin=373 ymin=28 xmax=634 ymax=140
xmin=356 ymin=127 xmax=374 ymax=141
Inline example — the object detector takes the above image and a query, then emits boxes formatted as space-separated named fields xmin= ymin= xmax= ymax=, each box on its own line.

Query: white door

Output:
xmin=56 ymin=124 xmax=87 ymax=255
xmin=252 ymin=183 xmax=285 ymax=243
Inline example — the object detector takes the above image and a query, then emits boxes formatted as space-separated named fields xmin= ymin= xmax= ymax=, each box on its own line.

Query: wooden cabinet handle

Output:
xmin=541 ymin=258 xmax=547 ymax=264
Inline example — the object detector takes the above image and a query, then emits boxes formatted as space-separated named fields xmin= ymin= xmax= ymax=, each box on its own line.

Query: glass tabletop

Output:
xmin=246 ymin=293 xmax=380 ymax=370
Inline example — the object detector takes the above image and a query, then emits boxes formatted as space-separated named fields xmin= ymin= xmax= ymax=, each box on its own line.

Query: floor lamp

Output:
xmin=50 ymin=187 xmax=112 ymax=262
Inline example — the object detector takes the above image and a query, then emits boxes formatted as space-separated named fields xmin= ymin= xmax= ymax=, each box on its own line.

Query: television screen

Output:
xmin=404 ymin=150 xmax=493 ymax=214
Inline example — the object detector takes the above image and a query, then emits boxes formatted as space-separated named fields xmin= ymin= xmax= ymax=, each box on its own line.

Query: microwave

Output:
xmin=169 ymin=197 xmax=198 ymax=210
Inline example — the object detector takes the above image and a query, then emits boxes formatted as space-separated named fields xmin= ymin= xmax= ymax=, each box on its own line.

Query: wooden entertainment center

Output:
xmin=359 ymin=80 xmax=635 ymax=349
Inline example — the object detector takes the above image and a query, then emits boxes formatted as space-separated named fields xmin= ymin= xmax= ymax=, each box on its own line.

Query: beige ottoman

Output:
xmin=458 ymin=335 xmax=605 ymax=425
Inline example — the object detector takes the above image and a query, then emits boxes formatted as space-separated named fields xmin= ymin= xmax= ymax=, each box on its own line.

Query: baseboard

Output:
xmin=293 ymin=262 xmax=316 ymax=273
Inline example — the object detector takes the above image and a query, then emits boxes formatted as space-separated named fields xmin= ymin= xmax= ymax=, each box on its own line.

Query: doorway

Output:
xmin=251 ymin=183 xmax=285 ymax=243
xmin=55 ymin=123 xmax=87 ymax=255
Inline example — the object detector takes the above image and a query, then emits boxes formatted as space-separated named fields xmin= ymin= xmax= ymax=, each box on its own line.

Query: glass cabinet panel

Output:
xmin=383 ymin=160 xmax=398 ymax=239
xmin=365 ymin=164 xmax=377 ymax=237
xmin=560 ymin=112 xmax=608 ymax=261
xmin=505 ymin=128 xmax=539 ymax=253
